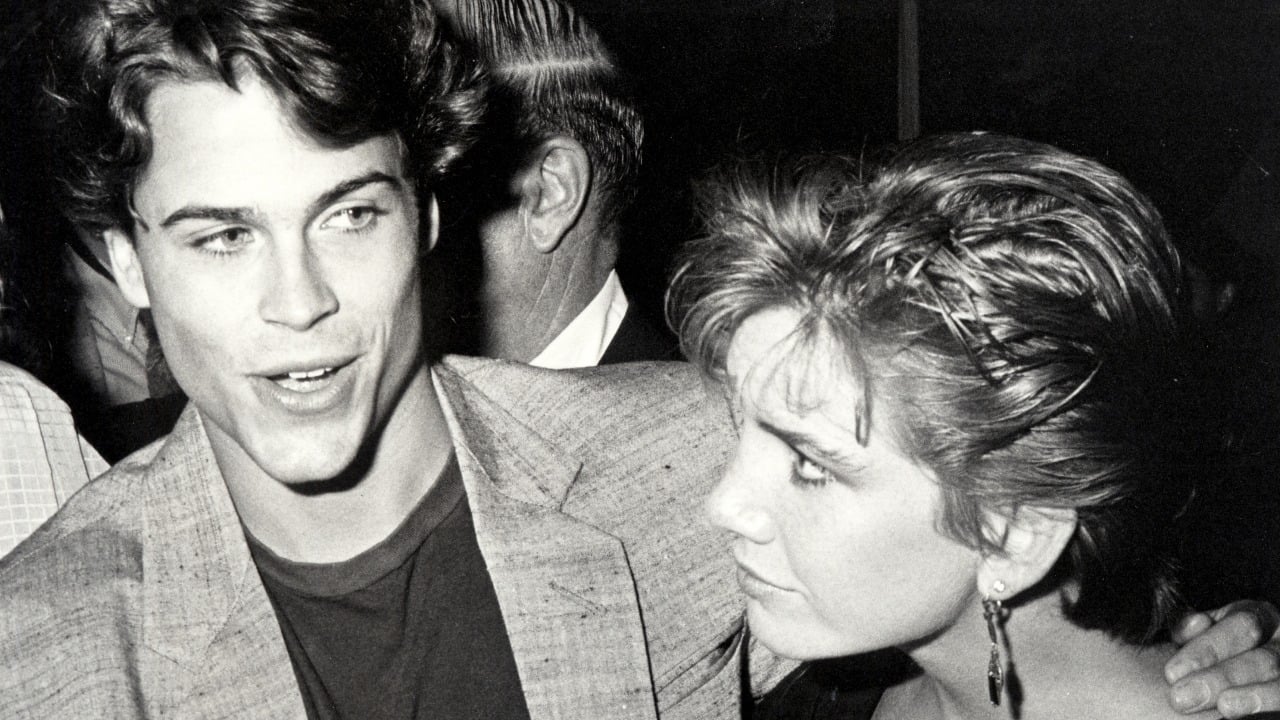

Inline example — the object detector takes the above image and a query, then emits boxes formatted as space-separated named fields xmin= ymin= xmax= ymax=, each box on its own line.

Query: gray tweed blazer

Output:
xmin=0 ymin=356 xmax=789 ymax=719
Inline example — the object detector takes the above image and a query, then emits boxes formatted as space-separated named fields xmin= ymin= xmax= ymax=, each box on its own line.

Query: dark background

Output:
xmin=3 ymin=0 xmax=1279 ymax=603
xmin=567 ymin=0 xmax=1280 ymax=311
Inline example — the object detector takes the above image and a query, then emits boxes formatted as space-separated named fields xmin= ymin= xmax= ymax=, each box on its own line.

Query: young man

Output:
xmin=0 ymin=1 xmax=754 ymax=717
xmin=0 ymin=1 xmax=1275 ymax=718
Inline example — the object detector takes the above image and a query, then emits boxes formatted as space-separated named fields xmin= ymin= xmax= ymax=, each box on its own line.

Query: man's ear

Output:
xmin=103 ymin=228 xmax=151 ymax=309
xmin=516 ymin=136 xmax=591 ymax=254
xmin=977 ymin=505 xmax=1077 ymax=599
xmin=422 ymin=194 xmax=440 ymax=253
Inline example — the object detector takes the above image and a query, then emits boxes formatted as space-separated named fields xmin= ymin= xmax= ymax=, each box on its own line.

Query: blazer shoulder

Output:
xmin=564 ymin=360 xmax=713 ymax=406
xmin=0 ymin=450 xmax=149 ymax=580
xmin=441 ymin=355 xmax=717 ymax=413
xmin=438 ymin=355 xmax=731 ymax=456
xmin=0 ymin=414 xmax=175 ymax=602
xmin=0 ymin=455 xmax=151 ymax=715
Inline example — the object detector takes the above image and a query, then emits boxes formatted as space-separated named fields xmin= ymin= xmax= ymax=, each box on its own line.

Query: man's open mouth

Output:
xmin=268 ymin=366 xmax=342 ymax=393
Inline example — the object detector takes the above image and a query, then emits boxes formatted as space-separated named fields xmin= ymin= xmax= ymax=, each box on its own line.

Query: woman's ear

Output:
xmin=977 ymin=506 xmax=1078 ymax=599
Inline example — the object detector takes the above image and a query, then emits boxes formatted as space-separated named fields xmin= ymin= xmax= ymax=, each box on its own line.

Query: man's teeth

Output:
xmin=285 ymin=368 xmax=333 ymax=380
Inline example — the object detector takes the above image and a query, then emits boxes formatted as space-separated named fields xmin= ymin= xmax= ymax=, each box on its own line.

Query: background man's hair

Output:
xmin=437 ymin=0 xmax=643 ymax=226
xmin=42 ymin=0 xmax=485 ymax=234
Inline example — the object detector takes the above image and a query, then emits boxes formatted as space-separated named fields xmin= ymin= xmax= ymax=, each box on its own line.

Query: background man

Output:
xmin=434 ymin=0 xmax=676 ymax=367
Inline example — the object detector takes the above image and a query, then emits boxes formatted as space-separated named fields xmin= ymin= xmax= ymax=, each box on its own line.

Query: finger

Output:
xmin=1167 ymin=603 xmax=1278 ymax=683
xmin=1169 ymin=648 xmax=1280 ymax=714
xmin=1171 ymin=612 xmax=1215 ymax=648
xmin=1206 ymin=600 xmax=1280 ymax=638
xmin=1218 ymin=682 xmax=1280 ymax=719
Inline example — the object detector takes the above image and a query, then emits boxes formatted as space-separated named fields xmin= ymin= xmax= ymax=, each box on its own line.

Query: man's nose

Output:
xmin=704 ymin=452 xmax=775 ymax=544
xmin=259 ymin=240 xmax=339 ymax=330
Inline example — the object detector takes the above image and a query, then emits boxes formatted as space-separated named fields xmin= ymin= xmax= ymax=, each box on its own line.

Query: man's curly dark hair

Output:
xmin=42 ymin=0 xmax=486 ymax=238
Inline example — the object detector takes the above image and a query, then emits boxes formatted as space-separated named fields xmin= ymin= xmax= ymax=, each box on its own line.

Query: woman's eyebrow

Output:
xmin=759 ymin=418 xmax=829 ymax=454
xmin=759 ymin=417 xmax=865 ymax=466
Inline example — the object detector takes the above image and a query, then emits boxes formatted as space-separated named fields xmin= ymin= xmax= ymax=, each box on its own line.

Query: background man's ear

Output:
xmin=977 ymin=506 xmax=1078 ymax=599
xmin=516 ymin=136 xmax=591 ymax=253
xmin=103 ymin=228 xmax=152 ymax=309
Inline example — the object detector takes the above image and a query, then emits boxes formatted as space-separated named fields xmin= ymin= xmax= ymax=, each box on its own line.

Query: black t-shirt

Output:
xmin=248 ymin=454 xmax=532 ymax=720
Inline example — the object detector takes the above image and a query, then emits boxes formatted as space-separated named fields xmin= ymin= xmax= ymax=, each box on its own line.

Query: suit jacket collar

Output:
xmin=435 ymin=358 xmax=660 ymax=720
xmin=138 ymin=405 xmax=303 ymax=717
xmin=433 ymin=359 xmax=581 ymax=510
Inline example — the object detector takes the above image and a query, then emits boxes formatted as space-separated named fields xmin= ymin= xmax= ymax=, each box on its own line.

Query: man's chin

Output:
xmin=249 ymin=434 xmax=372 ymax=492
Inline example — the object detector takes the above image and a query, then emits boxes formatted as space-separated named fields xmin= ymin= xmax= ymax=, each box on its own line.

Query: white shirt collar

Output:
xmin=529 ymin=270 xmax=628 ymax=370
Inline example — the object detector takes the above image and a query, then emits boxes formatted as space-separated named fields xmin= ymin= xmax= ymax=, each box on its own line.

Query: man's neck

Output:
xmin=483 ymin=231 xmax=617 ymax=362
xmin=528 ymin=270 xmax=626 ymax=369
xmin=214 ymin=365 xmax=454 ymax=563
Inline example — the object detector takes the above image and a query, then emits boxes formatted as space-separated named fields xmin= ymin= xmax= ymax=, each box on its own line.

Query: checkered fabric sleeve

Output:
xmin=0 ymin=363 xmax=108 ymax=557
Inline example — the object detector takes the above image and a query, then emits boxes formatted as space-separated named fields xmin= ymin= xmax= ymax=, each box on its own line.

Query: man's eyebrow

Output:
xmin=157 ymin=171 xmax=406 ymax=229
xmin=159 ymin=205 xmax=261 ymax=229
xmin=304 ymin=171 xmax=406 ymax=220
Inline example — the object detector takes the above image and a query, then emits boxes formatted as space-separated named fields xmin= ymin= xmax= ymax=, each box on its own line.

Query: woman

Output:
xmin=667 ymin=133 xmax=1275 ymax=719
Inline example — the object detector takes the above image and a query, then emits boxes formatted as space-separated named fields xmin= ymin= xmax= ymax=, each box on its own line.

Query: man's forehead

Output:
xmin=133 ymin=77 xmax=408 ymax=221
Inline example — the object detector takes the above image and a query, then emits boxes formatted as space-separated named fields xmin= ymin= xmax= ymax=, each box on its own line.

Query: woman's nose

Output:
xmin=705 ymin=450 xmax=776 ymax=544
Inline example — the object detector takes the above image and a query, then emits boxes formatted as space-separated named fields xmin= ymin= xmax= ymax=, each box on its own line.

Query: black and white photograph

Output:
xmin=1 ymin=1 xmax=1279 ymax=717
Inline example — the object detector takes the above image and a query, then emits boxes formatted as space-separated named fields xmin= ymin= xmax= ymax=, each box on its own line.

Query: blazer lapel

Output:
xmin=138 ymin=408 xmax=303 ymax=719
xmin=435 ymin=366 xmax=659 ymax=720
xmin=136 ymin=366 xmax=673 ymax=719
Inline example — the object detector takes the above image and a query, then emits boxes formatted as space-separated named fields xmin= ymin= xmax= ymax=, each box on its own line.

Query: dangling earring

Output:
xmin=983 ymin=580 xmax=1007 ymax=706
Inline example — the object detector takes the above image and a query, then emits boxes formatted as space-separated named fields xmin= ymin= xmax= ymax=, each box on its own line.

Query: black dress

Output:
xmin=753 ymin=653 xmax=907 ymax=720
xmin=754 ymin=660 xmax=1280 ymax=720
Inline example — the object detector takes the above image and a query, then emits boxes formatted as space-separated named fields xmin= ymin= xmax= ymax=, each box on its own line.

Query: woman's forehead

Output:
xmin=727 ymin=314 xmax=860 ymax=412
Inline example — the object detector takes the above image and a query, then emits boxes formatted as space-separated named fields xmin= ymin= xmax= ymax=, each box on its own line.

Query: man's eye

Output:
xmin=320 ymin=206 xmax=382 ymax=232
xmin=194 ymin=228 xmax=253 ymax=255
xmin=791 ymin=453 xmax=833 ymax=488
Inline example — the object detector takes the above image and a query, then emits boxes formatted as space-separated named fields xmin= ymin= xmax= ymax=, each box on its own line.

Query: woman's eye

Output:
xmin=792 ymin=453 xmax=833 ymax=487
xmin=321 ymin=206 xmax=381 ymax=232
xmin=194 ymin=227 xmax=253 ymax=255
